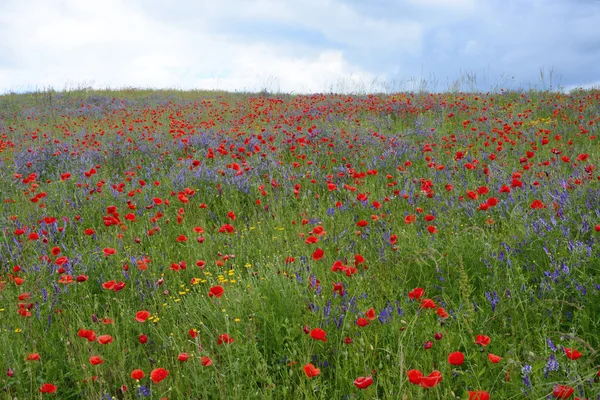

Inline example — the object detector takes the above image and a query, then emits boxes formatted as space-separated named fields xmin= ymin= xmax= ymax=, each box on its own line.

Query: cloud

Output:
xmin=0 ymin=0 xmax=598 ymax=93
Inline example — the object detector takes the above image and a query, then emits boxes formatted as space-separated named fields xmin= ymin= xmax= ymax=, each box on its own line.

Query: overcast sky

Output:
xmin=1 ymin=0 xmax=599 ymax=94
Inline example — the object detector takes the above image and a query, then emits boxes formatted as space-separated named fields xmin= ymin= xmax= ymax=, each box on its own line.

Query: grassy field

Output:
xmin=0 ymin=88 xmax=599 ymax=399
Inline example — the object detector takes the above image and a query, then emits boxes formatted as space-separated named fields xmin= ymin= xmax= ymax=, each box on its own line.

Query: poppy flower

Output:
xmin=365 ymin=308 xmax=376 ymax=320
xmin=553 ymin=385 xmax=574 ymax=399
xmin=564 ymin=348 xmax=583 ymax=360
xmin=218 ymin=224 xmax=234 ymax=233
xmin=309 ymin=328 xmax=327 ymax=342
xmin=353 ymin=376 xmax=373 ymax=389
xmin=312 ymin=248 xmax=324 ymax=260
xmin=78 ymin=329 xmax=97 ymax=342
xmin=475 ymin=335 xmax=491 ymax=346
xmin=356 ymin=220 xmax=368 ymax=227
xmin=303 ymin=363 xmax=321 ymax=378
xmin=530 ymin=199 xmax=546 ymax=209
xmin=420 ymin=299 xmax=437 ymax=309
xmin=357 ymin=318 xmax=370 ymax=327
xmin=178 ymin=353 xmax=189 ymax=362
xmin=208 ymin=286 xmax=224 ymax=298
xmin=176 ymin=234 xmax=188 ymax=242
xmin=102 ymin=280 xmax=116 ymax=290
xmin=305 ymin=236 xmax=319 ymax=244
xmin=407 ymin=369 xmax=423 ymax=385
xmin=131 ymin=369 xmax=145 ymax=380
xmin=448 ymin=351 xmax=465 ymax=366
xmin=103 ymin=248 xmax=116 ymax=256
xmin=488 ymin=353 xmax=502 ymax=363
xmin=408 ymin=287 xmax=424 ymax=300
xmin=436 ymin=307 xmax=449 ymax=318
xmin=427 ymin=225 xmax=437 ymax=234
xmin=89 ymin=356 xmax=104 ymax=366
xmin=150 ymin=368 xmax=169 ymax=384
xmin=138 ymin=334 xmax=148 ymax=344
xmin=40 ymin=383 xmax=57 ymax=393
xmin=469 ymin=390 xmax=490 ymax=400
xmin=26 ymin=353 xmax=40 ymax=361
xmin=201 ymin=356 xmax=213 ymax=366
xmin=135 ymin=310 xmax=151 ymax=323
xmin=97 ymin=335 xmax=113 ymax=344
xmin=217 ymin=334 xmax=234 ymax=345
xmin=419 ymin=370 xmax=443 ymax=388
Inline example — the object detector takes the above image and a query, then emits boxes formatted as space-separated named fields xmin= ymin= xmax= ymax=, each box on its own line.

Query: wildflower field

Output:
xmin=0 ymin=88 xmax=599 ymax=399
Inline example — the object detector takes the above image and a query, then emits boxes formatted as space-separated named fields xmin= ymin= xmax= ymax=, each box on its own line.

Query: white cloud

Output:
xmin=0 ymin=0 xmax=598 ymax=93
xmin=0 ymin=0 xmax=385 ymax=93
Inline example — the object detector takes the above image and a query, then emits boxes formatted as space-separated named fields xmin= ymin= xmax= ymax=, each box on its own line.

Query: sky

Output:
xmin=0 ymin=0 xmax=599 ymax=94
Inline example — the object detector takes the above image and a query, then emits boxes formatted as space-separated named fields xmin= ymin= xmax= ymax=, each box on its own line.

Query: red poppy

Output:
xmin=408 ymin=288 xmax=424 ymax=300
xmin=427 ymin=225 xmax=437 ymax=234
xmin=469 ymin=390 xmax=490 ymax=400
xmin=420 ymin=299 xmax=437 ymax=309
xmin=26 ymin=353 xmax=40 ymax=361
xmin=356 ymin=220 xmax=368 ymax=227
xmin=309 ymin=328 xmax=327 ymax=342
xmin=488 ymin=353 xmax=502 ymax=363
xmin=218 ymin=224 xmax=235 ymax=233
xmin=530 ymin=199 xmax=546 ymax=209
xmin=40 ymin=383 xmax=57 ymax=393
xmin=78 ymin=329 xmax=97 ymax=342
xmin=176 ymin=234 xmax=188 ymax=242
xmin=312 ymin=248 xmax=324 ymax=260
xmin=217 ymin=334 xmax=234 ymax=345
xmin=178 ymin=353 xmax=189 ymax=362
xmin=303 ymin=363 xmax=321 ymax=378
xmin=365 ymin=308 xmax=376 ymax=320
xmin=89 ymin=356 xmax=104 ymax=365
xmin=131 ymin=369 xmax=145 ymax=380
xmin=407 ymin=369 xmax=423 ymax=385
xmin=475 ymin=335 xmax=491 ymax=346
xmin=436 ymin=307 xmax=449 ymax=318
xmin=135 ymin=310 xmax=151 ymax=323
xmin=553 ymin=385 xmax=574 ymax=399
xmin=305 ymin=236 xmax=319 ymax=244
xmin=419 ymin=370 xmax=443 ymax=388
xmin=138 ymin=334 xmax=148 ymax=344
xmin=201 ymin=356 xmax=213 ymax=366
xmin=353 ymin=376 xmax=373 ymax=389
xmin=448 ymin=351 xmax=465 ymax=366
xmin=97 ymin=335 xmax=113 ymax=344
xmin=208 ymin=286 xmax=224 ymax=298
xmin=103 ymin=248 xmax=116 ymax=256
xmin=102 ymin=280 xmax=116 ymax=290
xmin=357 ymin=318 xmax=370 ymax=327
xmin=150 ymin=368 xmax=169 ymax=384
xmin=564 ymin=348 xmax=583 ymax=360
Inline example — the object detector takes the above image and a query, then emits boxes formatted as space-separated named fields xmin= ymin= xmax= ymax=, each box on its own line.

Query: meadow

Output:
xmin=0 ymin=87 xmax=598 ymax=399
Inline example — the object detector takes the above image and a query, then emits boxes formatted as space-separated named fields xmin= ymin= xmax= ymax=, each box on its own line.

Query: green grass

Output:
xmin=0 ymin=88 xmax=599 ymax=399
